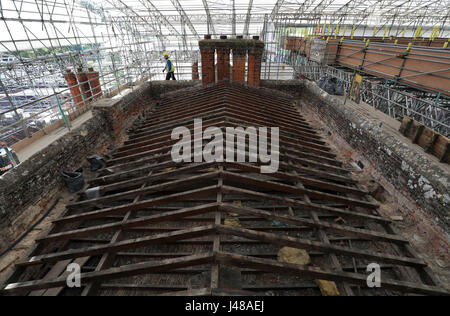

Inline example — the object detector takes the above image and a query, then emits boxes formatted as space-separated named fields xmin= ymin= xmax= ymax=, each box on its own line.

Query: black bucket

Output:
xmin=87 ymin=155 xmax=106 ymax=171
xmin=318 ymin=76 xmax=344 ymax=96
xmin=62 ymin=170 xmax=85 ymax=193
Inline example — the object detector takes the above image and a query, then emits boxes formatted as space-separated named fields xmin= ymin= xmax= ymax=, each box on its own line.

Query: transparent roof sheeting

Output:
xmin=0 ymin=1 xmax=449 ymax=147
xmin=0 ymin=1 xmax=448 ymax=53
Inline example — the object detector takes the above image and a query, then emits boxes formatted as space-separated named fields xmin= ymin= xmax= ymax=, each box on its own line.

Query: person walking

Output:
xmin=163 ymin=52 xmax=176 ymax=80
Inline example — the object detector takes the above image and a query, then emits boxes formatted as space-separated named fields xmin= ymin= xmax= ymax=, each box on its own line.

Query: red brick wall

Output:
xmin=77 ymin=68 xmax=92 ymax=102
xmin=200 ymin=48 xmax=215 ymax=85
xmin=200 ymin=37 xmax=264 ymax=86
xmin=87 ymin=67 xmax=103 ymax=99
xmin=64 ymin=69 xmax=85 ymax=108
xmin=217 ymin=47 xmax=231 ymax=82
xmin=248 ymin=48 xmax=263 ymax=87
xmin=192 ymin=61 xmax=199 ymax=80
xmin=232 ymin=49 xmax=246 ymax=82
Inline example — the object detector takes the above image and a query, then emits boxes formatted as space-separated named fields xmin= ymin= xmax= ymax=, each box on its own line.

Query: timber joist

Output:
xmin=2 ymin=83 xmax=448 ymax=296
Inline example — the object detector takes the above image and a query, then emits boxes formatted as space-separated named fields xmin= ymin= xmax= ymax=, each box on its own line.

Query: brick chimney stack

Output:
xmin=248 ymin=36 xmax=263 ymax=87
xmin=87 ymin=67 xmax=102 ymax=99
xmin=64 ymin=69 xmax=84 ymax=108
xmin=192 ymin=61 xmax=199 ymax=80
xmin=200 ymin=35 xmax=215 ymax=85
xmin=232 ymin=36 xmax=246 ymax=83
xmin=199 ymin=35 xmax=264 ymax=87
xmin=216 ymin=35 xmax=231 ymax=82
xmin=77 ymin=67 xmax=92 ymax=102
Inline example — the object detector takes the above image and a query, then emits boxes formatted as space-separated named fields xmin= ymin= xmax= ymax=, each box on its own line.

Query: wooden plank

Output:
xmin=100 ymin=283 xmax=313 ymax=292
xmin=68 ymin=171 xmax=219 ymax=210
xmin=285 ymin=152 xmax=349 ymax=174
xmin=94 ymin=162 xmax=215 ymax=195
xmin=39 ymin=203 xmax=218 ymax=242
xmin=399 ymin=116 xmax=413 ymax=135
xmin=398 ymin=117 xmax=449 ymax=164
xmin=128 ymin=115 xmax=225 ymax=143
xmin=88 ymin=156 xmax=177 ymax=186
xmin=55 ymin=185 xmax=219 ymax=224
xmin=416 ymin=125 xmax=435 ymax=149
xmin=129 ymin=114 xmax=317 ymax=149
xmin=424 ymin=131 xmax=439 ymax=153
xmin=226 ymin=162 xmax=366 ymax=195
xmin=128 ymin=108 xmax=225 ymax=140
xmin=290 ymin=163 xmax=353 ymax=296
xmin=211 ymin=288 xmax=261 ymax=296
xmin=215 ymin=252 xmax=449 ymax=296
xmin=133 ymin=103 xmax=318 ymax=144
xmin=101 ymin=284 xmax=188 ymax=291
xmin=110 ymin=126 xmax=336 ymax=167
xmin=17 ymin=225 xmax=217 ymax=266
xmin=24 ymin=219 xmax=409 ymax=269
xmin=4 ymin=253 xmax=215 ymax=294
xmin=156 ymin=288 xmax=212 ymax=296
xmin=281 ymin=160 xmax=356 ymax=184
xmin=219 ymin=203 xmax=407 ymax=244
xmin=412 ymin=125 xmax=425 ymax=144
xmin=215 ymin=225 xmax=426 ymax=267
xmin=211 ymin=169 xmax=223 ymax=289
xmin=28 ymin=259 xmax=72 ymax=296
xmin=439 ymin=141 xmax=450 ymax=163
xmin=222 ymin=171 xmax=378 ymax=209
xmin=221 ymin=185 xmax=390 ymax=223
xmin=82 ymin=170 xmax=154 ymax=296
xmin=42 ymin=256 xmax=90 ymax=296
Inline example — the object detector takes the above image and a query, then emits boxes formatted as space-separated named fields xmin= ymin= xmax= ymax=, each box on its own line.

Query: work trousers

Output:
xmin=166 ymin=72 xmax=176 ymax=80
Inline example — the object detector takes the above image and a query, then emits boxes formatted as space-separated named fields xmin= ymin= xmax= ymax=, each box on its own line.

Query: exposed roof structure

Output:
xmin=0 ymin=0 xmax=449 ymax=299
xmin=2 ymin=83 xmax=448 ymax=296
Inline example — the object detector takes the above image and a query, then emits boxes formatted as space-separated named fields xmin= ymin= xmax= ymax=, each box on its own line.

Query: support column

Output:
xmin=64 ymin=69 xmax=84 ymax=108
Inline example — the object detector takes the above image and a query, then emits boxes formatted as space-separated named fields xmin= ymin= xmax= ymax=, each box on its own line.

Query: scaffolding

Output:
xmin=0 ymin=0 xmax=449 ymax=145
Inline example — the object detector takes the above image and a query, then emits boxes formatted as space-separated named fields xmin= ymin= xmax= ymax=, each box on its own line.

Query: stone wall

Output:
xmin=0 ymin=114 xmax=111 ymax=234
xmin=260 ymin=80 xmax=304 ymax=97
xmin=290 ymin=79 xmax=449 ymax=232
xmin=0 ymin=80 xmax=200 ymax=241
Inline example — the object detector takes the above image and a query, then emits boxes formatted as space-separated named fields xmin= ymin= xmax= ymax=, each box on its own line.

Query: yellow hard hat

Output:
xmin=163 ymin=52 xmax=169 ymax=57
